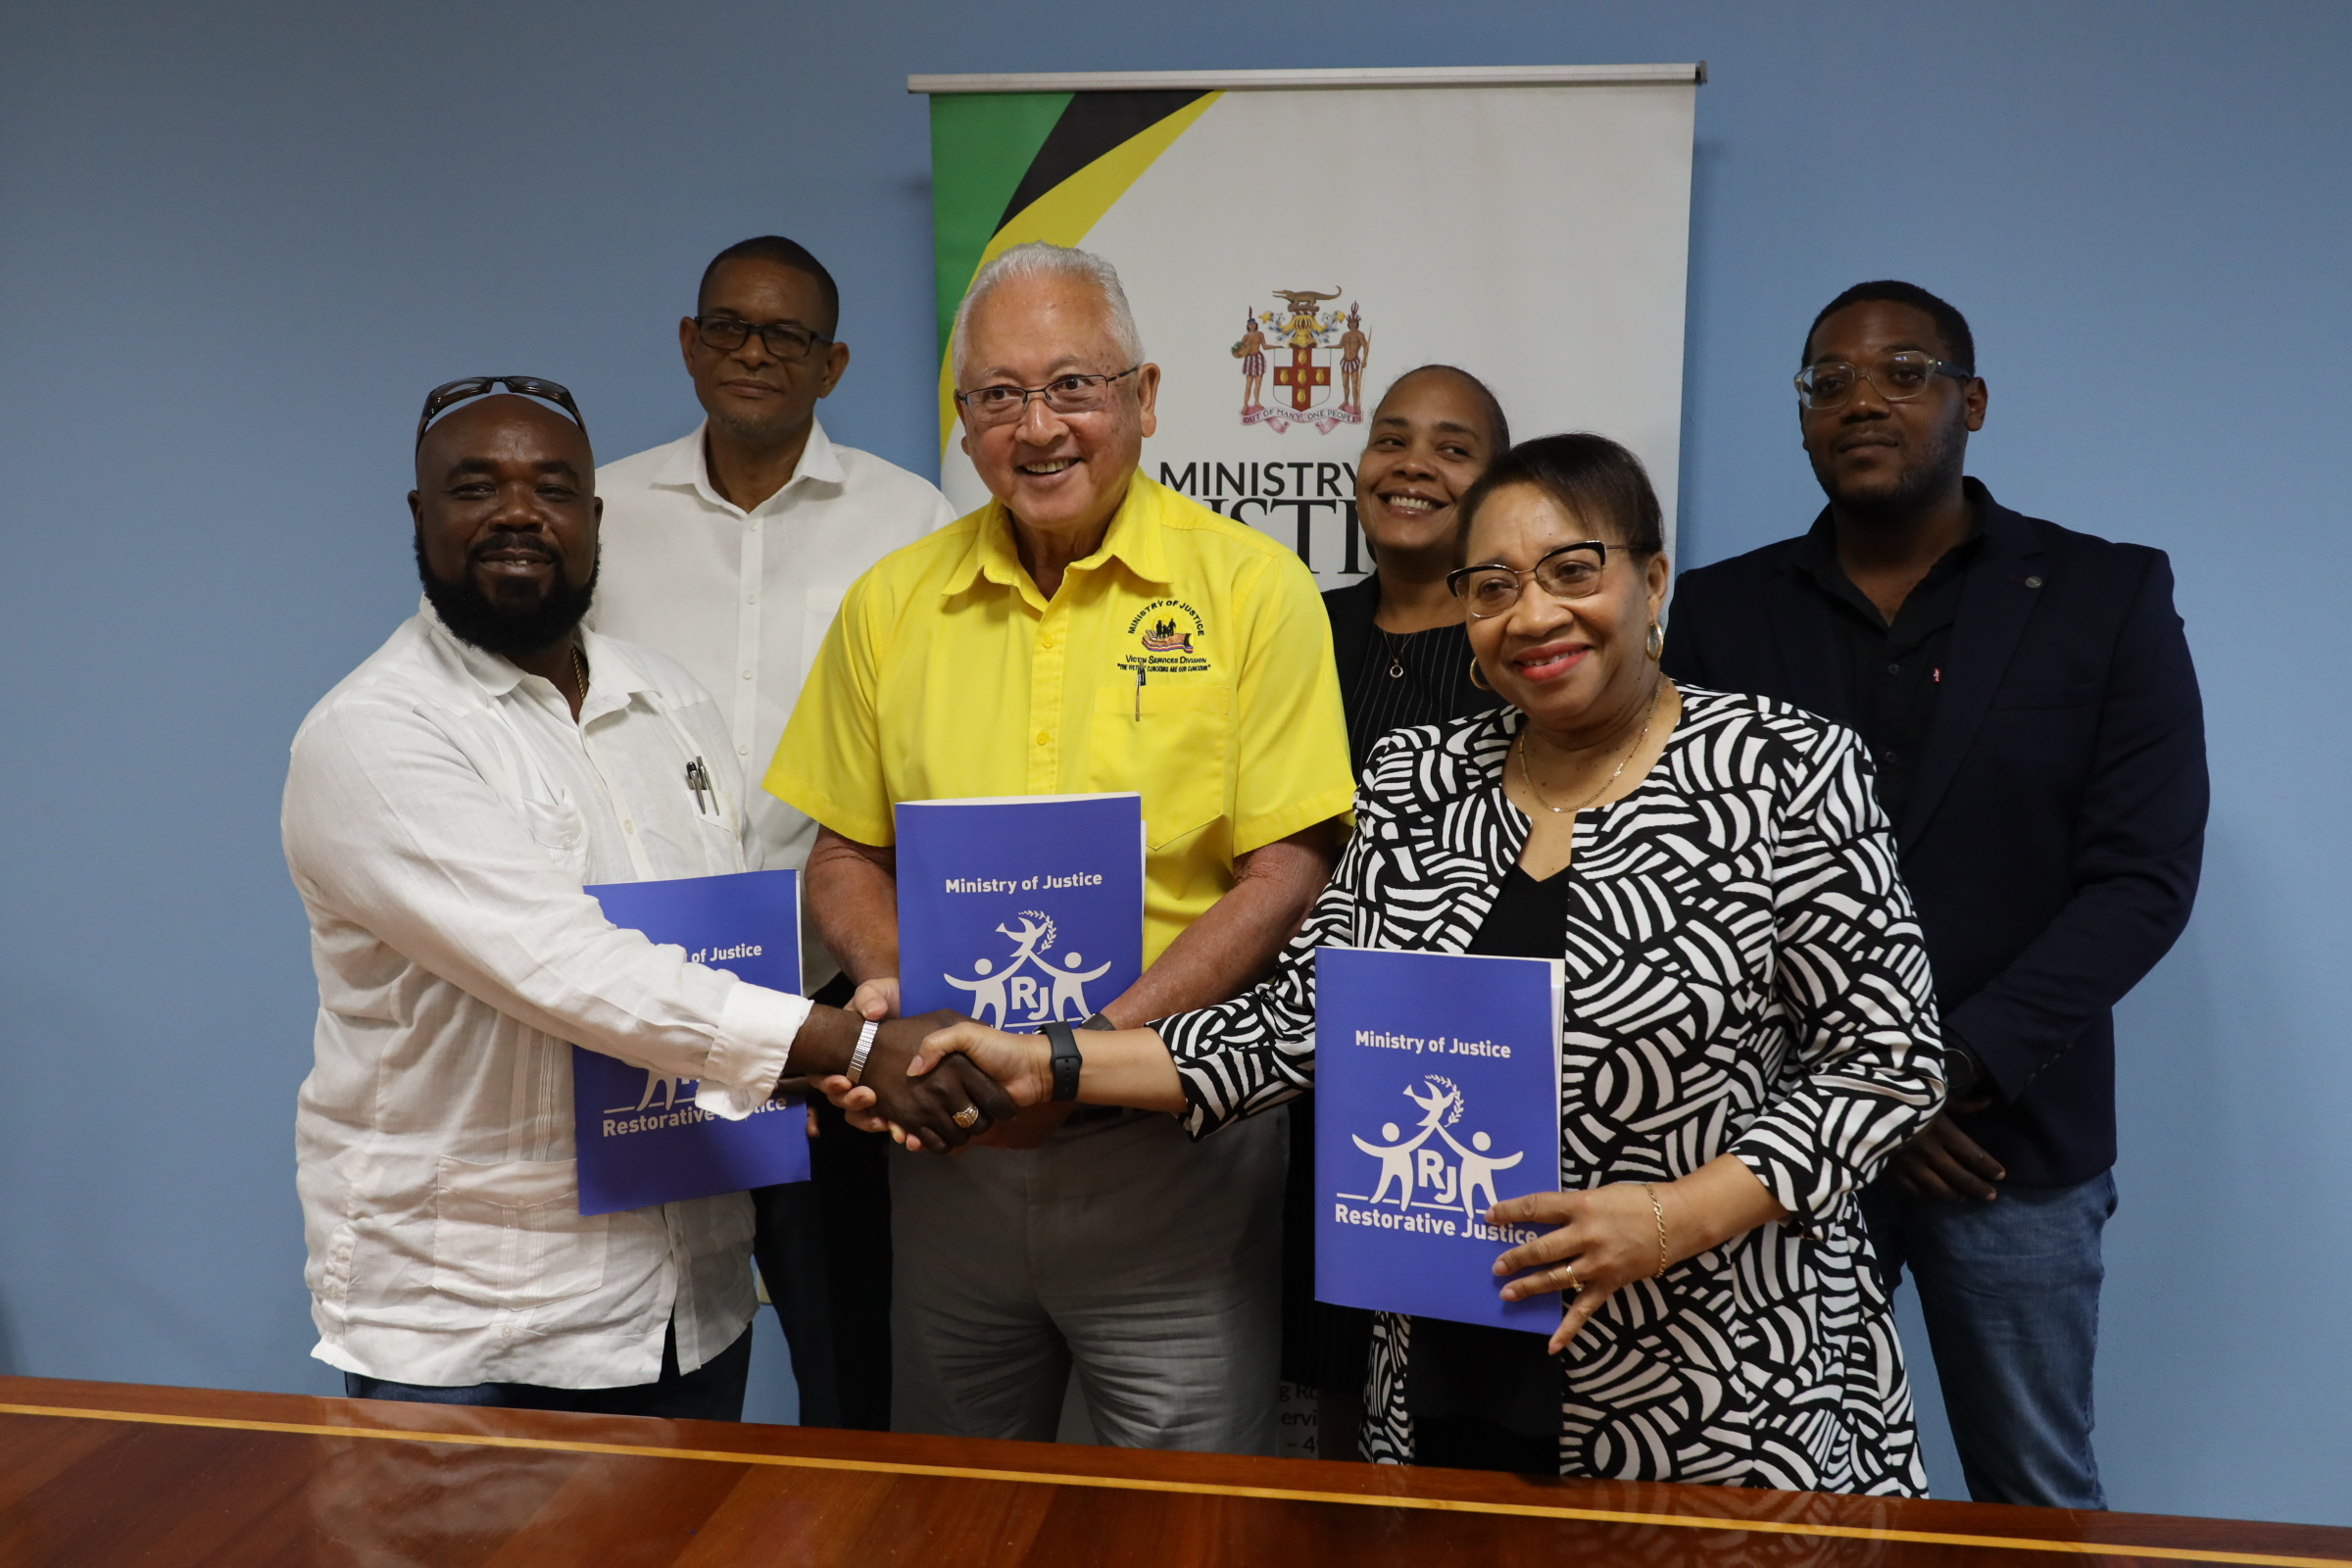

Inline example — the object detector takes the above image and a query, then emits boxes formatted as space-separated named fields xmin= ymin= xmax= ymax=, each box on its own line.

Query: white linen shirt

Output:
xmin=284 ymin=602 xmax=814 ymax=1389
xmin=589 ymin=416 xmax=954 ymax=989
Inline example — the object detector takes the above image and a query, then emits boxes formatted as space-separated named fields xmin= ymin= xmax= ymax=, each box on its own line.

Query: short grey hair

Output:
xmin=950 ymin=242 xmax=1146 ymax=387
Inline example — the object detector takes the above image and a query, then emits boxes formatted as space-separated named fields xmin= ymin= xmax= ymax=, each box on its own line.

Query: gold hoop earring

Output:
xmin=1644 ymin=621 xmax=1663 ymax=662
xmin=1467 ymin=655 xmax=1493 ymax=692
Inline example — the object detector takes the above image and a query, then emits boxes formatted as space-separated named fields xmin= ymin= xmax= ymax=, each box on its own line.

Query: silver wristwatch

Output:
xmin=845 ymin=1019 xmax=880 ymax=1086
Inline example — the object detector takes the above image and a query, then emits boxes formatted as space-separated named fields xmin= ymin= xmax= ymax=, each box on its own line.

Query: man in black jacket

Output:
xmin=1661 ymin=281 xmax=2207 ymax=1508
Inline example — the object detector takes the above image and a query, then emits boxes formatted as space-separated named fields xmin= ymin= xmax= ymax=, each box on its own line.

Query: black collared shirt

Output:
xmin=1792 ymin=513 xmax=1984 ymax=826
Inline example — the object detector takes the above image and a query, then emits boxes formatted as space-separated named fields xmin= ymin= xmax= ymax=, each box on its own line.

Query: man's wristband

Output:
xmin=845 ymin=1019 xmax=879 ymax=1086
xmin=1044 ymin=1021 xmax=1084 ymax=1102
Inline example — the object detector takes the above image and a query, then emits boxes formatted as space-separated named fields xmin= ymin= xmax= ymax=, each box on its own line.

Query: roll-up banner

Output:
xmin=915 ymin=65 xmax=1703 ymax=584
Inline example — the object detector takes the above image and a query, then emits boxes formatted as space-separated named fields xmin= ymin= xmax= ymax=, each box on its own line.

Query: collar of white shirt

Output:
xmin=417 ymin=594 xmax=666 ymax=725
xmin=649 ymin=416 xmax=847 ymax=515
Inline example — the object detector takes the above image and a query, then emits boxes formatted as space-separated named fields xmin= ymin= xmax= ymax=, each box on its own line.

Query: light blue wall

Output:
xmin=3 ymin=0 xmax=2345 ymax=1525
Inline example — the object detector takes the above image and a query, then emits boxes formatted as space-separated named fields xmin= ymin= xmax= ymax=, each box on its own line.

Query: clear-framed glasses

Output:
xmin=955 ymin=366 xmax=1142 ymax=428
xmin=1793 ymin=353 xmax=1973 ymax=411
xmin=1446 ymin=540 xmax=1614 ymax=618
xmin=692 ymin=315 xmax=831 ymax=363
xmin=415 ymin=375 xmax=584 ymax=449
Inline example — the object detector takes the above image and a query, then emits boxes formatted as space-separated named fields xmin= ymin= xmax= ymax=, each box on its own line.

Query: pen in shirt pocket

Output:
xmin=1134 ymin=664 xmax=1145 ymax=721
xmin=685 ymin=757 xmax=713 ymax=814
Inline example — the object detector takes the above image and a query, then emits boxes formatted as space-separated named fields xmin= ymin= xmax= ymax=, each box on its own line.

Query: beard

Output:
xmin=416 ymin=530 xmax=599 ymax=661
xmin=1809 ymin=413 xmax=1969 ymax=527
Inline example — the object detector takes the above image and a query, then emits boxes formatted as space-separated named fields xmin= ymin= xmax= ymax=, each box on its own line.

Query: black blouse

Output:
xmin=1406 ymin=864 xmax=1574 ymax=1435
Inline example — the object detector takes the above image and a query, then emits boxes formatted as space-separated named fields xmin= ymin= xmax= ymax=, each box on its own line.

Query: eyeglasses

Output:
xmin=1793 ymin=353 xmax=1973 ymax=411
xmin=955 ymin=367 xmax=1142 ymax=428
xmin=692 ymin=315 xmax=832 ymax=363
xmin=416 ymin=376 xmax=585 ymax=449
xmin=1446 ymin=540 xmax=1615 ymax=618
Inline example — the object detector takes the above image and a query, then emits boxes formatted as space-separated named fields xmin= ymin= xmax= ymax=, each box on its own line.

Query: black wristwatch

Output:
xmin=1045 ymin=1021 xmax=1084 ymax=1102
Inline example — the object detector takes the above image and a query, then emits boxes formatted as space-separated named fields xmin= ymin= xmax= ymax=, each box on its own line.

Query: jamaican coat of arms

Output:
xmin=1233 ymin=288 xmax=1367 ymax=436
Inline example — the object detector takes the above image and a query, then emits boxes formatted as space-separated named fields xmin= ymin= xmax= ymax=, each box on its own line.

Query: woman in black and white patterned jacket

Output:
xmin=878 ymin=433 xmax=1944 ymax=1495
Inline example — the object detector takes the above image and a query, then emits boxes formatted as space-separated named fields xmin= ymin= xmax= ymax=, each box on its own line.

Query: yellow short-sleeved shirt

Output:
xmin=767 ymin=472 xmax=1353 ymax=964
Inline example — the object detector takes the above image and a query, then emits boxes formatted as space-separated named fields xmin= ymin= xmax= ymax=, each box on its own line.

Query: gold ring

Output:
xmin=1561 ymin=1264 xmax=1584 ymax=1293
xmin=952 ymin=1105 xmax=981 ymax=1129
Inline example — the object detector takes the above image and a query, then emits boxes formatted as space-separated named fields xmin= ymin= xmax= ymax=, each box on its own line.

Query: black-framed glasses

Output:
xmin=692 ymin=315 xmax=831 ymax=363
xmin=1793 ymin=353 xmax=1974 ymax=411
xmin=954 ymin=366 xmax=1142 ymax=428
xmin=416 ymin=376 xmax=586 ymax=449
xmin=1447 ymin=540 xmax=1614 ymax=618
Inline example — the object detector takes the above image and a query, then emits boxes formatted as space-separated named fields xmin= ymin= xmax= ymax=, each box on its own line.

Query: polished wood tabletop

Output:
xmin=2 ymin=1375 xmax=2346 ymax=1567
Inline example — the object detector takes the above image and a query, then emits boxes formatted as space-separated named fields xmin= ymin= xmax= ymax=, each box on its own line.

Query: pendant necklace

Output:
xmin=1517 ymin=682 xmax=1663 ymax=815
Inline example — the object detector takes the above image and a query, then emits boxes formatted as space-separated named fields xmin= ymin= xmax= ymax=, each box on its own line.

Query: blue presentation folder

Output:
xmin=895 ymin=794 xmax=1145 ymax=1034
xmin=1314 ymin=946 xmax=1565 ymax=1334
xmin=571 ymin=868 xmax=808 ymax=1217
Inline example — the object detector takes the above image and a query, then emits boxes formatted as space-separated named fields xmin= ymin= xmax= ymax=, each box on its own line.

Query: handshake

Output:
xmin=776 ymin=979 xmax=1071 ymax=1153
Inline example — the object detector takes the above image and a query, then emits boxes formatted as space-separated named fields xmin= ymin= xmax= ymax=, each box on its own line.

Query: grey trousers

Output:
xmin=889 ymin=1106 xmax=1286 ymax=1455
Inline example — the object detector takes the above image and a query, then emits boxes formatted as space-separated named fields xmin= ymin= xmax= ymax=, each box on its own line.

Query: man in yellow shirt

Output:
xmin=769 ymin=243 xmax=1352 ymax=1452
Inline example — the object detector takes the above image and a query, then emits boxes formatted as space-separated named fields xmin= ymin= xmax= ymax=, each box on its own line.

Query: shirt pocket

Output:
xmin=1089 ymin=683 xmax=1233 ymax=849
xmin=428 ymin=1155 xmax=610 ymax=1308
xmin=515 ymin=795 xmax=591 ymax=883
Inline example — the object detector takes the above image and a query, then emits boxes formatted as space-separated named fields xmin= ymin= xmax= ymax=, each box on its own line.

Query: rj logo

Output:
xmin=1343 ymin=1075 xmax=1525 ymax=1226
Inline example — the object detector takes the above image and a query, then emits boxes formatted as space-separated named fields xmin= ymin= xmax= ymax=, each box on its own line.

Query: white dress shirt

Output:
xmin=590 ymin=416 xmax=955 ymax=990
xmin=284 ymin=603 xmax=814 ymax=1389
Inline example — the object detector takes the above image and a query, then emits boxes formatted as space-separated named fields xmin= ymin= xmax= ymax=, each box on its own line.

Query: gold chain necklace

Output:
xmin=1515 ymin=681 xmax=1663 ymax=815
xmin=569 ymin=642 xmax=590 ymax=705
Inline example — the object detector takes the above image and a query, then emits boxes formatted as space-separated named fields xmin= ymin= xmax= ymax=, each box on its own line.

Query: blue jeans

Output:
xmin=344 ymin=1322 xmax=752 ymax=1423
xmin=1862 ymin=1169 xmax=2116 ymax=1509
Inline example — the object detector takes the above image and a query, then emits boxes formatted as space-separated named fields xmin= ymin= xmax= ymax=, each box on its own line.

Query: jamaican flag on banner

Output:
xmin=918 ymin=69 xmax=1702 ymax=583
xmin=929 ymin=89 xmax=1220 ymax=454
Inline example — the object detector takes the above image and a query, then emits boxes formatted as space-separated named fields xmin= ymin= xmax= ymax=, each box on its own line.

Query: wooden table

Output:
xmin=3 ymin=1376 xmax=2346 ymax=1566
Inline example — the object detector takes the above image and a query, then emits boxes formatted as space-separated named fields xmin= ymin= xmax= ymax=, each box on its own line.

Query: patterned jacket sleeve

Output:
xmin=1154 ymin=794 xmax=1377 ymax=1139
xmin=1730 ymin=720 xmax=1947 ymax=1233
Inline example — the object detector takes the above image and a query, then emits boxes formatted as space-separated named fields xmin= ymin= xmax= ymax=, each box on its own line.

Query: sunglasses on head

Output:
xmin=415 ymin=376 xmax=586 ymax=449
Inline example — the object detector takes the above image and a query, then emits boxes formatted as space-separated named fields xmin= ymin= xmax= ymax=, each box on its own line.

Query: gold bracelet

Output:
xmin=1643 ymin=1184 xmax=1669 ymax=1279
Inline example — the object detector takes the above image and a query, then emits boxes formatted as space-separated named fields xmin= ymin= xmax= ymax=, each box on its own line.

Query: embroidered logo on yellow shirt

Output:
xmin=1121 ymin=598 xmax=1210 ymax=676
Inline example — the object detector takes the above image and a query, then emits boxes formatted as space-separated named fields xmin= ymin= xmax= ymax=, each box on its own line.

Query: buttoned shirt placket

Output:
xmin=731 ymin=509 xmax=764 ymax=767
xmin=692 ymin=453 xmax=808 ymax=770
xmin=1029 ymin=574 xmax=1069 ymax=794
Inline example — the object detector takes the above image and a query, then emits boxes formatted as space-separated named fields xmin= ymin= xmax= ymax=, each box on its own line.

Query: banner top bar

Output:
xmin=908 ymin=63 xmax=1706 ymax=95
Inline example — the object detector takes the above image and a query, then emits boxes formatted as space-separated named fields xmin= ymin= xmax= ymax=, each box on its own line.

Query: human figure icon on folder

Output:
xmin=604 ymin=1068 xmax=692 ymax=1117
xmin=945 ymin=957 xmax=1013 ymax=1028
xmin=943 ymin=912 xmax=1116 ymax=1028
